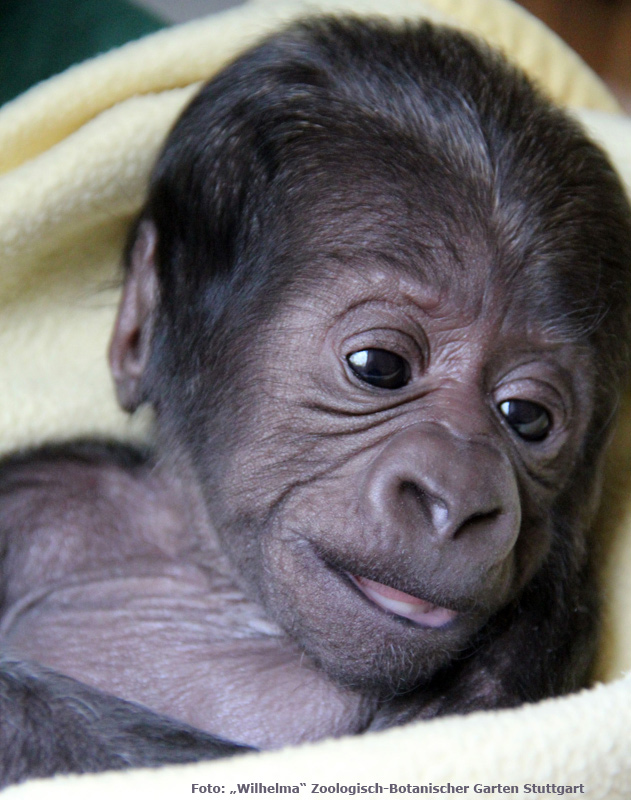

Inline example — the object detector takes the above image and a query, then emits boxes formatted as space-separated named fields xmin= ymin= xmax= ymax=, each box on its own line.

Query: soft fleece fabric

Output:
xmin=1 ymin=1 xmax=631 ymax=797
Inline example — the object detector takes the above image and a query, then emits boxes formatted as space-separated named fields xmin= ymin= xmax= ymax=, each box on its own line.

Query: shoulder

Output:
xmin=0 ymin=438 xmax=152 ymax=521
xmin=0 ymin=439 xmax=156 ymax=601
xmin=0 ymin=438 xmax=150 ymax=479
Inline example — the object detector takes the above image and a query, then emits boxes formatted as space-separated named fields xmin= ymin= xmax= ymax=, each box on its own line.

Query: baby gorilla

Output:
xmin=2 ymin=15 xmax=631 ymax=788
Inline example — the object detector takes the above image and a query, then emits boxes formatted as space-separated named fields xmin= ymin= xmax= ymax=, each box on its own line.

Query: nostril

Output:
xmin=399 ymin=480 xmax=424 ymax=504
xmin=454 ymin=507 xmax=503 ymax=539
xmin=398 ymin=479 xmax=511 ymax=543
xmin=399 ymin=480 xmax=449 ymax=531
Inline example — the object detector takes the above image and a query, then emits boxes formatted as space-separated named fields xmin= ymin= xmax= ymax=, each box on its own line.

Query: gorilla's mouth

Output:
xmin=348 ymin=573 xmax=459 ymax=628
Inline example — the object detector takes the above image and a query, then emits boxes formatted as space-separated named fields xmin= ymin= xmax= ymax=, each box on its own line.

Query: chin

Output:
xmin=267 ymin=548 xmax=491 ymax=694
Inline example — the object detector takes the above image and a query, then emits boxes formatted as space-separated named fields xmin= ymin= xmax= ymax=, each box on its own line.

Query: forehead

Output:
xmin=277 ymin=159 xmax=486 ymax=277
xmin=270 ymin=174 xmax=530 ymax=329
xmin=263 ymin=151 xmax=603 ymax=349
xmin=284 ymin=253 xmax=549 ymax=349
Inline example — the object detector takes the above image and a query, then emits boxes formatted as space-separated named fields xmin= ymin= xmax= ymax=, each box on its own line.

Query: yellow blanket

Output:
xmin=2 ymin=0 xmax=631 ymax=797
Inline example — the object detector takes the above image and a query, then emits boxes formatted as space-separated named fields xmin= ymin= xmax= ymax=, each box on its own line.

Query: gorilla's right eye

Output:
xmin=347 ymin=349 xmax=411 ymax=389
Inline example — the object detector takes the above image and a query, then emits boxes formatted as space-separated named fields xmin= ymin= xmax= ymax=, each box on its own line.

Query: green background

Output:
xmin=0 ymin=0 xmax=166 ymax=107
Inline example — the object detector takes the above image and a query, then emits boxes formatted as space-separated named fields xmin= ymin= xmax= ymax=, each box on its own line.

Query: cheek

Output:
xmin=255 ymin=513 xmax=489 ymax=691
xmin=214 ymin=414 xmax=554 ymax=608
xmin=251 ymin=478 xmax=553 ymax=692
xmin=203 ymin=390 xmax=557 ymax=691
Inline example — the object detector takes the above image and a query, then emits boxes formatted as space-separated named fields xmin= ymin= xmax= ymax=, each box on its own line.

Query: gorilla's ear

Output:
xmin=109 ymin=221 xmax=159 ymax=412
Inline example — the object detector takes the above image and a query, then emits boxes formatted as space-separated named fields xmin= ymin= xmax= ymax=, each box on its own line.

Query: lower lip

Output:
xmin=348 ymin=574 xmax=459 ymax=628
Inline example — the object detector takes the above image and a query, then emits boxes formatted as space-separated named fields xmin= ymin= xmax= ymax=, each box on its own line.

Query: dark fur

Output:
xmin=1 ymin=17 xmax=630 ymax=788
xmin=0 ymin=656 xmax=250 ymax=786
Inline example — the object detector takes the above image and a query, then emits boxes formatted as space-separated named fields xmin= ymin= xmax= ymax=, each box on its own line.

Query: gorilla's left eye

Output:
xmin=499 ymin=399 xmax=552 ymax=442
xmin=347 ymin=349 xmax=411 ymax=389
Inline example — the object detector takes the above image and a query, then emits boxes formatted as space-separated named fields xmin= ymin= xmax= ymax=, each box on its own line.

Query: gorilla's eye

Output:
xmin=499 ymin=399 xmax=552 ymax=442
xmin=347 ymin=349 xmax=411 ymax=389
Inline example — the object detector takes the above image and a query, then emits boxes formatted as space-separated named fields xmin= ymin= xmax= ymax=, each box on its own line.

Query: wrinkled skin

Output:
xmin=194 ymin=225 xmax=595 ymax=694
xmin=1 ymin=15 xmax=631 ymax=789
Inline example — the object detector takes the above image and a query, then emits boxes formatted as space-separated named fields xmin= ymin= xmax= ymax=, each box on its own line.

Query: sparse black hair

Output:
xmin=138 ymin=16 xmax=631 ymax=427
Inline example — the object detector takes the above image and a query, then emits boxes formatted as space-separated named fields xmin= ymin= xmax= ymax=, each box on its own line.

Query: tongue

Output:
xmin=350 ymin=574 xmax=458 ymax=627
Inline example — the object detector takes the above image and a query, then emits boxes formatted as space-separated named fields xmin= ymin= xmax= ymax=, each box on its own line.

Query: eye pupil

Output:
xmin=347 ymin=349 xmax=410 ymax=390
xmin=499 ymin=399 xmax=551 ymax=442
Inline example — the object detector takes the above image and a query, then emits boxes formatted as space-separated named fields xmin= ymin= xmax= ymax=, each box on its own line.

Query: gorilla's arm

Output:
xmin=0 ymin=657 xmax=250 ymax=789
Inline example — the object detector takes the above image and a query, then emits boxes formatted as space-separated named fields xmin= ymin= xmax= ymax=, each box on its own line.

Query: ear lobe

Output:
xmin=109 ymin=220 xmax=160 ymax=411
